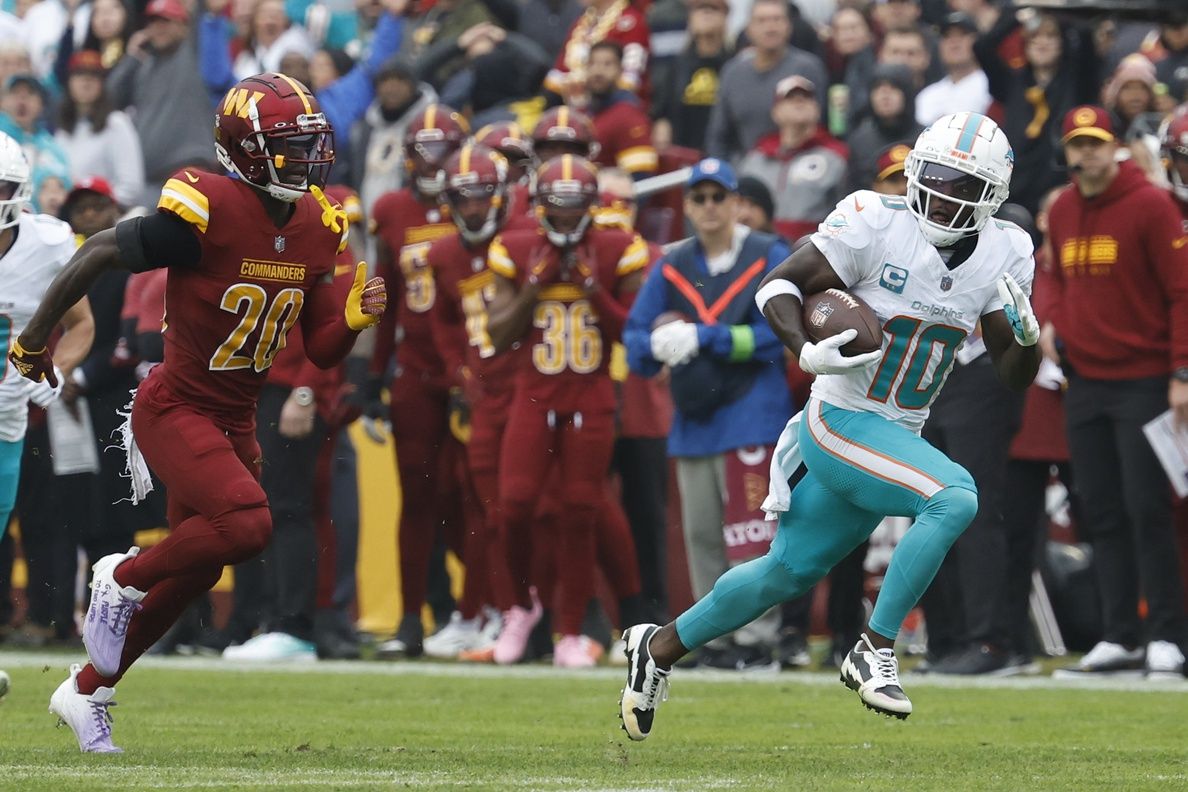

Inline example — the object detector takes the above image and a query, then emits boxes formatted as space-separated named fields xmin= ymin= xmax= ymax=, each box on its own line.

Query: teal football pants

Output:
xmin=675 ymin=399 xmax=978 ymax=649
xmin=0 ymin=437 xmax=23 ymax=541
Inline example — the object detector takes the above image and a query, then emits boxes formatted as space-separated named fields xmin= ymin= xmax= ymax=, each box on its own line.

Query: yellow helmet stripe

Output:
xmin=274 ymin=72 xmax=313 ymax=115
xmin=561 ymin=154 xmax=572 ymax=180
xmin=426 ymin=104 xmax=438 ymax=130
xmin=460 ymin=144 xmax=472 ymax=174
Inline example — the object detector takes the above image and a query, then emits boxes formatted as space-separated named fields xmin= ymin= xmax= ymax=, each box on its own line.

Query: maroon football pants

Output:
xmin=499 ymin=398 xmax=616 ymax=636
xmin=83 ymin=378 xmax=269 ymax=692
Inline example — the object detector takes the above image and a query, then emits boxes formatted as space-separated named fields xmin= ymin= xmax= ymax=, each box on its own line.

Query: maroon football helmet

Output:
xmin=442 ymin=143 xmax=510 ymax=245
xmin=533 ymin=154 xmax=600 ymax=247
xmin=404 ymin=104 xmax=470 ymax=198
xmin=1161 ymin=104 xmax=1188 ymax=203
xmin=215 ymin=72 xmax=334 ymax=202
xmin=475 ymin=121 xmax=535 ymax=185
xmin=531 ymin=107 xmax=600 ymax=164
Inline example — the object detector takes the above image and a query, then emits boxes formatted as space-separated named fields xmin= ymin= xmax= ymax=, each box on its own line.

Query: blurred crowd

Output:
xmin=0 ymin=0 xmax=1187 ymax=678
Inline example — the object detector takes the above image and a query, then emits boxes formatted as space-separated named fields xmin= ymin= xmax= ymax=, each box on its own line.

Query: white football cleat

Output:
xmin=84 ymin=547 xmax=146 ymax=677
xmin=423 ymin=612 xmax=482 ymax=659
xmin=840 ymin=634 xmax=912 ymax=719
xmin=619 ymin=624 xmax=670 ymax=741
xmin=0 ymin=669 xmax=9 ymax=700
xmin=49 ymin=664 xmax=123 ymax=753
xmin=1146 ymin=640 xmax=1185 ymax=680
xmin=222 ymin=632 xmax=317 ymax=662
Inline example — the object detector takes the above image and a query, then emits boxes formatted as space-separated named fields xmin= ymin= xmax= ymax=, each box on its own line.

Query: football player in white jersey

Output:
xmin=619 ymin=112 xmax=1041 ymax=737
xmin=0 ymin=133 xmax=94 ymax=542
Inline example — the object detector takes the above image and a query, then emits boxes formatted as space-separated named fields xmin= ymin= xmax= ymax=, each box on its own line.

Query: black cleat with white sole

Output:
xmin=839 ymin=633 xmax=912 ymax=719
xmin=618 ymin=624 xmax=670 ymax=741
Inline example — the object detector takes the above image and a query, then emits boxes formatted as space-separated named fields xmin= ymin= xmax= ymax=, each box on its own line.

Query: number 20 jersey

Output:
xmin=809 ymin=190 xmax=1034 ymax=433
xmin=151 ymin=169 xmax=340 ymax=428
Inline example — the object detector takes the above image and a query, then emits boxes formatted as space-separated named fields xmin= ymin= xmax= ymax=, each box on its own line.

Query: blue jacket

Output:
xmin=198 ymin=11 xmax=403 ymax=138
xmin=625 ymin=229 xmax=794 ymax=457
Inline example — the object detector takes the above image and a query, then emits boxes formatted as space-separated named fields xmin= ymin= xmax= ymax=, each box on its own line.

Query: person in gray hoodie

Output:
xmin=845 ymin=63 xmax=922 ymax=193
xmin=348 ymin=57 xmax=438 ymax=220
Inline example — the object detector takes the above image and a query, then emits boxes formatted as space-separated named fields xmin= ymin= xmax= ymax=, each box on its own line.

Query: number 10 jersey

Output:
xmin=809 ymin=190 xmax=1035 ymax=433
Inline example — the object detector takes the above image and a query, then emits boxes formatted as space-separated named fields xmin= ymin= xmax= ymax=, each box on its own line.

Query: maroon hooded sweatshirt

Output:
xmin=1047 ymin=159 xmax=1188 ymax=380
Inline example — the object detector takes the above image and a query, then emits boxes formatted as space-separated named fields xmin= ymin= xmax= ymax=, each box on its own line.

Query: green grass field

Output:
xmin=0 ymin=652 xmax=1185 ymax=791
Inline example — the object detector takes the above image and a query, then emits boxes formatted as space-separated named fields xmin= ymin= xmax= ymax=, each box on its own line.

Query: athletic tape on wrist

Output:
xmin=755 ymin=279 xmax=804 ymax=313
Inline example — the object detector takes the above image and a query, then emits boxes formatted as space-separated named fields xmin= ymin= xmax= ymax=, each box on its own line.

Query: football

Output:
xmin=802 ymin=289 xmax=883 ymax=355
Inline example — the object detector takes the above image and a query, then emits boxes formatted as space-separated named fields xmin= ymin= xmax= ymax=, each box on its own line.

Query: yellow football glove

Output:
xmin=310 ymin=185 xmax=350 ymax=253
xmin=345 ymin=261 xmax=386 ymax=331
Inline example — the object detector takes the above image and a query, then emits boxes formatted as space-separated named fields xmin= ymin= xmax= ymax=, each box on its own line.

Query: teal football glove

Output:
xmin=996 ymin=273 xmax=1039 ymax=347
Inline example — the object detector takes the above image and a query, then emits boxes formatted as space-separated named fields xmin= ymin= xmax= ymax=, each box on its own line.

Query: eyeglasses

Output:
xmin=690 ymin=190 xmax=728 ymax=205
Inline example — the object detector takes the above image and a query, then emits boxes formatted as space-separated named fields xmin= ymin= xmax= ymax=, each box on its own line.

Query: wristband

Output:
xmin=755 ymin=279 xmax=804 ymax=314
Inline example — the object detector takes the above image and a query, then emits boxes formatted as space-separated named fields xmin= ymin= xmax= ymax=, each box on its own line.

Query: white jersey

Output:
xmin=809 ymin=190 xmax=1034 ymax=433
xmin=0 ymin=212 xmax=76 ymax=442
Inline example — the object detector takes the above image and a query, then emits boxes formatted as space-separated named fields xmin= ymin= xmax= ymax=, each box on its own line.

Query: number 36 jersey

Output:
xmin=147 ymin=169 xmax=341 ymax=427
xmin=809 ymin=190 xmax=1034 ymax=433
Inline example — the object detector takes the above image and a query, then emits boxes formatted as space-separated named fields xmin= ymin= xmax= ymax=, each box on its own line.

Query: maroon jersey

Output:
xmin=152 ymin=169 xmax=342 ymax=427
xmin=369 ymin=189 xmax=455 ymax=384
xmin=429 ymin=213 xmax=535 ymax=402
xmin=488 ymin=227 xmax=647 ymax=412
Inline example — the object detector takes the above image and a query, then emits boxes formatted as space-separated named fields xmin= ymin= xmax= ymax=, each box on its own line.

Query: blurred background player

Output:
xmin=11 ymin=73 xmax=385 ymax=753
xmin=486 ymin=154 xmax=648 ymax=667
xmin=367 ymin=103 xmax=471 ymax=659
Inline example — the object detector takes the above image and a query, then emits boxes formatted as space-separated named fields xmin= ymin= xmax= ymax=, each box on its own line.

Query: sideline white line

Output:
xmin=1 ymin=651 xmax=1184 ymax=693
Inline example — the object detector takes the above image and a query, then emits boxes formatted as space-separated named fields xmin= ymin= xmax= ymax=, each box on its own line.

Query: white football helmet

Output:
xmin=0 ymin=133 xmax=31 ymax=230
xmin=905 ymin=111 xmax=1013 ymax=247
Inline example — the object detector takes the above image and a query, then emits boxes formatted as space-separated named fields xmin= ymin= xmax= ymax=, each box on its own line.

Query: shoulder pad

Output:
xmin=158 ymin=169 xmax=213 ymax=233
xmin=989 ymin=218 xmax=1035 ymax=260
xmin=855 ymin=190 xmax=906 ymax=231
xmin=25 ymin=213 xmax=75 ymax=247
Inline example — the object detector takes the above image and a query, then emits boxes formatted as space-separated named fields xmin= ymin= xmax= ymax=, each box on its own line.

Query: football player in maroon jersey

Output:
xmin=486 ymin=155 xmax=649 ymax=667
xmin=531 ymin=106 xmax=601 ymax=165
xmin=367 ymin=103 xmax=471 ymax=659
xmin=9 ymin=73 xmax=385 ymax=753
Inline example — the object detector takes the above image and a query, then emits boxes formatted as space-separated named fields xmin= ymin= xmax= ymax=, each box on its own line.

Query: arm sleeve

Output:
xmin=623 ymin=262 xmax=667 ymax=378
xmin=114 ymin=213 xmax=202 ymax=273
xmin=105 ymin=54 xmax=138 ymax=110
xmin=616 ymin=107 xmax=658 ymax=177
xmin=1144 ymin=197 xmax=1188 ymax=368
xmin=808 ymin=193 xmax=881 ymax=288
xmin=299 ymin=274 xmax=358 ymax=369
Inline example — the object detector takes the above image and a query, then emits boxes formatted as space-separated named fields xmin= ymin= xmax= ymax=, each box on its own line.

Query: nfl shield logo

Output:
xmin=274 ymin=235 xmax=286 ymax=253
xmin=940 ymin=275 xmax=953 ymax=291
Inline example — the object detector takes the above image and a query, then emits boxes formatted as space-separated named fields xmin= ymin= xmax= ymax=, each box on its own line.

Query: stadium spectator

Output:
xmin=414 ymin=22 xmax=551 ymax=128
xmin=871 ymin=142 xmax=910 ymax=196
xmin=845 ymin=63 xmax=921 ymax=193
xmin=1045 ymin=106 xmax=1188 ymax=679
xmin=821 ymin=6 xmax=876 ymax=136
xmin=879 ymin=26 xmax=932 ymax=92
xmin=231 ymin=0 xmax=315 ymax=78
xmin=651 ymin=0 xmax=732 ymax=152
xmin=53 ymin=0 xmax=135 ymax=87
xmin=54 ymin=50 xmax=145 ymax=208
xmin=401 ymin=0 xmax=495 ymax=89
xmin=916 ymin=12 xmax=990 ymax=126
xmin=107 ymin=0 xmax=217 ymax=207
xmin=0 ymin=74 xmax=71 ymax=179
xmin=586 ymin=41 xmax=657 ymax=180
xmin=1102 ymin=54 xmax=1159 ymax=141
xmin=1142 ymin=12 xmax=1188 ymax=105
xmin=32 ymin=167 xmax=71 ymax=215
xmin=974 ymin=8 xmax=1102 ymax=214
xmin=739 ymin=75 xmax=847 ymax=243
xmin=704 ymin=0 xmax=826 ymax=162
xmin=0 ymin=42 xmax=31 ymax=90
xmin=517 ymin=0 xmax=581 ymax=64
xmin=734 ymin=175 xmax=775 ymax=235
xmin=624 ymin=159 xmax=794 ymax=669
xmin=544 ymin=0 xmax=651 ymax=105
xmin=349 ymin=57 xmax=437 ymax=217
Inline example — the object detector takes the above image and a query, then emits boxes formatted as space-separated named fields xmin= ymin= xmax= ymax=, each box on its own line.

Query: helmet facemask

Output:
xmin=407 ymin=137 xmax=454 ymax=198
xmin=446 ymin=181 xmax=505 ymax=245
xmin=537 ymin=188 xmax=595 ymax=247
xmin=0 ymin=177 xmax=31 ymax=230
xmin=907 ymin=158 xmax=1005 ymax=247
xmin=219 ymin=109 xmax=335 ymax=203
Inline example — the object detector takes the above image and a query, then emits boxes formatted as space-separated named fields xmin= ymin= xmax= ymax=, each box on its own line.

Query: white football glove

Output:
xmin=799 ymin=329 xmax=882 ymax=376
xmin=997 ymin=273 xmax=1040 ymax=347
xmin=650 ymin=321 xmax=700 ymax=367
xmin=24 ymin=366 xmax=64 ymax=407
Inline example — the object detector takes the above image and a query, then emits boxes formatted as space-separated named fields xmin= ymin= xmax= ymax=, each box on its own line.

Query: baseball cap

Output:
xmin=736 ymin=176 xmax=774 ymax=221
xmin=774 ymin=75 xmax=816 ymax=101
xmin=145 ymin=0 xmax=189 ymax=23
xmin=4 ymin=73 xmax=47 ymax=100
xmin=67 ymin=49 xmax=106 ymax=75
xmin=876 ymin=143 xmax=911 ymax=181
xmin=1061 ymin=105 xmax=1115 ymax=144
xmin=940 ymin=11 xmax=978 ymax=35
xmin=687 ymin=158 xmax=737 ymax=192
xmin=65 ymin=176 xmax=116 ymax=205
